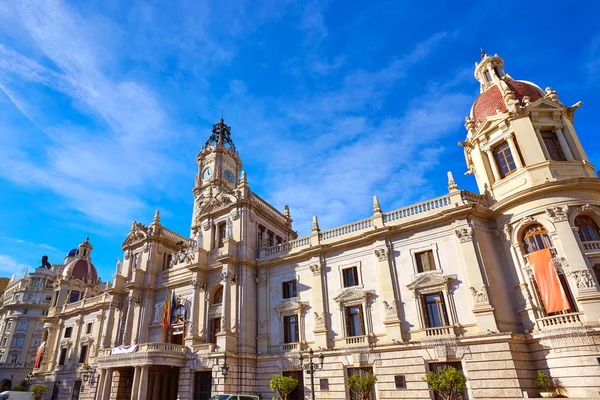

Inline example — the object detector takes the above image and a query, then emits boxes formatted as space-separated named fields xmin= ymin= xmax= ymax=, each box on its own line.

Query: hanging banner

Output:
xmin=110 ymin=345 xmax=138 ymax=355
xmin=528 ymin=248 xmax=570 ymax=313
xmin=34 ymin=341 xmax=46 ymax=368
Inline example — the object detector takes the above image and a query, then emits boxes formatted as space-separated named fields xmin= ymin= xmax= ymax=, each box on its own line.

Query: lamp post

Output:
xmin=220 ymin=353 xmax=230 ymax=380
xmin=82 ymin=365 xmax=95 ymax=386
xmin=24 ymin=372 xmax=34 ymax=390
xmin=298 ymin=348 xmax=324 ymax=400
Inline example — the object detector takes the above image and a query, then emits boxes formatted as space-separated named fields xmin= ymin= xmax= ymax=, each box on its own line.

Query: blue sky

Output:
xmin=0 ymin=0 xmax=599 ymax=282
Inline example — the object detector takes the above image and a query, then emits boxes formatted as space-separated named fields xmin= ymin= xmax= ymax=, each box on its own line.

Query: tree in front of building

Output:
xmin=348 ymin=372 xmax=377 ymax=400
xmin=30 ymin=384 xmax=50 ymax=400
xmin=423 ymin=366 xmax=467 ymax=400
xmin=269 ymin=374 xmax=298 ymax=400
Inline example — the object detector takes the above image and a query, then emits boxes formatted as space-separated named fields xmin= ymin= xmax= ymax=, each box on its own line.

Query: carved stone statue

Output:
xmin=383 ymin=300 xmax=397 ymax=317
xmin=40 ymin=255 xmax=52 ymax=269
xmin=314 ymin=312 xmax=324 ymax=326
xmin=194 ymin=229 xmax=202 ymax=249
xmin=226 ymin=218 xmax=233 ymax=239
xmin=470 ymin=286 xmax=489 ymax=303
xmin=135 ymin=253 xmax=141 ymax=269
xmin=116 ymin=258 xmax=122 ymax=274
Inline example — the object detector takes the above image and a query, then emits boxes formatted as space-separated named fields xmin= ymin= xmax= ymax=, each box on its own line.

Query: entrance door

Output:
xmin=193 ymin=371 xmax=212 ymax=400
xmin=51 ymin=381 xmax=60 ymax=400
xmin=71 ymin=380 xmax=82 ymax=400
xmin=429 ymin=362 xmax=467 ymax=400
xmin=283 ymin=371 xmax=304 ymax=400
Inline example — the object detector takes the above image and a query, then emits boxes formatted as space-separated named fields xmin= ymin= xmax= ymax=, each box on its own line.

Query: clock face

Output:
xmin=202 ymin=167 xmax=213 ymax=180
xmin=224 ymin=169 xmax=235 ymax=184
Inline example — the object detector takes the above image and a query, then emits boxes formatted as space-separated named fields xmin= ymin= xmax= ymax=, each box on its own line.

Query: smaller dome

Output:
xmin=472 ymin=80 xmax=543 ymax=123
xmin=67 ymin=249 xmax=78 ymax=257
xmin=63 ymin=258 xmax=99 ymax=285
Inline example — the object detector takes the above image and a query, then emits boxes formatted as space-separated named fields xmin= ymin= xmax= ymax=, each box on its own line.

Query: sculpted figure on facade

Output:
xmin=382 ymin=300 xmax=397 ymax=317
xmin=546 ymin=206 xmax=569 ymax=222
xmin=116 ymin=258 xmax=122 ymax=274
xmin=470 ymin=286 xmax=489 ymax=304
xmin=226 ymin=217 xmax=233 ymax=238
xmin=309 ymin=264 xmax=322 ymax=276
xmin=572 ymin=270 xmax=597 ymax=290
xmin=314 ymin=311 xmax=324 ymax=326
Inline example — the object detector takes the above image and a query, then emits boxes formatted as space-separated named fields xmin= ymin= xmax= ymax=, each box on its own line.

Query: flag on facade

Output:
xmin=162 ymin=290 xmax=177 ymax=328
xmin=34 ymin=341 xmax=45 ymax=368
xmin=528 ymin=248 xmax=570 ymax=313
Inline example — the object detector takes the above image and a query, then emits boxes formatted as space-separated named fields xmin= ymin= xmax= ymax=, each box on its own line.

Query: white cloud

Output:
xmin=0 ymin=254 xmax=29 ymax=276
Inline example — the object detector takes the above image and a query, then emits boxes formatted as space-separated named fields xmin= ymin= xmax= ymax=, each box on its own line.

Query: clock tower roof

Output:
xmin=204 ymin=118 xmax=237 ymax=153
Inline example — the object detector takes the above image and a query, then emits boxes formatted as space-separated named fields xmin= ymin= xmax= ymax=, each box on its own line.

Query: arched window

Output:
xmin=213 ymin=287 xmax=223 ymax=304
xmin=575 ymin=215 xmax=600 ymax=242
xmin=522 ymin=224 xmax=552 ymax=254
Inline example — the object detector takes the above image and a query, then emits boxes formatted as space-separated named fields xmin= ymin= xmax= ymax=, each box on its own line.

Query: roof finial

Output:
xmin=153 ymin=209 xmax=160 ymax=223
xmin=480 ymin=48 xmax=487 ymax=59
xmin=284 ymin=205 xmax=291 ymax=218
xmin=312 ymin=215 xmax=320 ymax=233
xmin=447 ymin=171 xmax=458 ymax=192
xmin=372 ymin=195 xmax=382 ymax=214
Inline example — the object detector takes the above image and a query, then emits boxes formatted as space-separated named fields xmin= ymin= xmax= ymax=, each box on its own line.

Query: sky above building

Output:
xmin=0 ymin=0 xmax=599 ymax=281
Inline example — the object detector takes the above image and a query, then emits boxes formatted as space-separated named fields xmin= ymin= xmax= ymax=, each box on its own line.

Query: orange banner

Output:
xmin=528 ymin=248 xmax=570 ymax=313
xmin=34 ymin=341 xmax=45 ymax=368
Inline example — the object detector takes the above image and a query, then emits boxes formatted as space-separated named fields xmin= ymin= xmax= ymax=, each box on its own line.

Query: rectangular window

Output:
xmin=493 ymin=142 xmax=517 ymax=178
xmin=283 ymin=315 xmax=299 ymax=343
xmin=51 ymin=293 xmax=58 ymax=307
xmin=395 ymin=375 xmax=407 ymax=389
xmin=10 ymin=354 xmax=18 ymax=363
xmin=422 ymin=293 xmax=449 ymax=328
xmin=41 ymin=310 xmax=48 ymax=316
xmin=342 ymin=267 xmax=359 ymax=288
xmin=64 ymin=327 xmax=73 ymax=338
xmin=320 ymin=378 xmax=329 ymax=391
xmin=485 ymin=70 xmax=492 ymax=82
xmin=34 ymin=338 xmax=41 ymax=348
xmin=257 ymin=226 xmax=265 ymax=248
xmin=86 ymin=322 xmax=93 ymax=335
xmin=267 ymin=232 xmax=274 ymax=247
xmin=19 ymin=322 xmax=27 ymax=331
xmin=79 ymin=345 xmax=88 ymax=364
xmin=58 ymin=348 xmax=67 ymax=366
xmin=282 ymin=280 xmax=297 ymax=299
xmin=345 ymin=305 xmax=365 ymax=337
xmin=210 ymin=318 xmax=221 ymax=344
xmin=541 ymin=131 xmax=567 ymax=161
xmin=15 ymin=337 xmax=23 ymax=347
xmin=415 ymin=250 xmax=436 ymax=273
xmin=69 ymin=291 xmax=80 ymax=303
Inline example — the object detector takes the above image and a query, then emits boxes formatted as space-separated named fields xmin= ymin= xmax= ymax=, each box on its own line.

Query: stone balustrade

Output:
xmin=344 ymin=335 xmax=368 ymax=346
xmin=582 ymin=240 xmax=600 ymax=252
xmin=536 ymin=312 xmax=583 ymax=330
xmin=280 ymin=343 xmax=299 ymax=352
xmin=423 ymin=326 xmax=453 ymax=337
xmin=320 ymin=218 xmax=373 ymax=242
xmin=251 ymin=194 xmax=288 ymax=225
xmin=192 ymin=343 xmax=214 ymax=353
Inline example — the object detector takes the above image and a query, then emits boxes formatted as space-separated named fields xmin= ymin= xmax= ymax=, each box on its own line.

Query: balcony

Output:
xmin=582 ymin=240 xmax=600 ymax=253
xmin=536 ymin=312 xmax=583 ymax=331
xmin=96 ymin=342 xmax=189 ymax=368
xmin=280 ymin=342 xmax=300 ymax=352
xmin=191 ymin=343 xmax=215 ymax=354
xmin=343 ymin=335 xmax=371 ymax=348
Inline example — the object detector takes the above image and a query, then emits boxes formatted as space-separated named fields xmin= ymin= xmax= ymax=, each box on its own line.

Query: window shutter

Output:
xmin=358 ymin=305 xmax=365 ymax=335
xmin=428 ymin=251 xmax=436 ymax=270
xmin=344 ymin=308 xmax=351 ymax=336
xmin=294 ymin=315 xmax=299 ymax=342
xmin=439 ymin=293 xmax=449 ymax=326
xmin=421 ymin=296 xmax=430 ymax=328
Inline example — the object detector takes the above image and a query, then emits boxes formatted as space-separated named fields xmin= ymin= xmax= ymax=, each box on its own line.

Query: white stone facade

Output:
xmin=28 ymin=53 xmax=600 ymax=399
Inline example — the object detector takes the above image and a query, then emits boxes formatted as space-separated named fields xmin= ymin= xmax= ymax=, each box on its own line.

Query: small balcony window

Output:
xmin=422 ymin=292 xmax=449 ymax=328
xmin=415 ymin=250 xmax=436 ymax=273
xmin=282 ymin=280 xmax=297 ymax=299
xmin=345 ymin=305 xmax=365 ymax=337
xmin=493 ymin=141 xmax=517 ymax=178
xmin=283 ymin=315 xmax=299 ymax=343
xmin=342 ymin=267 xmax=359 ymax=288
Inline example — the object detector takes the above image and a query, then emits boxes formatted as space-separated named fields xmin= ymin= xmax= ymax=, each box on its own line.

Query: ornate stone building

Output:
xmin=0 ymin=257 xmax=58 ymax=389
xmin=33 ymin=53 xmax=600 ymax=399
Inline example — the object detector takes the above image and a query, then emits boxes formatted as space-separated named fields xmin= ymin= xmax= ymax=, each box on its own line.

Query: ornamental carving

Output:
xmin=309 ymin=264 xmax=322 ymax=276
xmin=256 ymin=276 xmax=268 ymax=287
xmin=470 ymin=286 xmax=489 ymax=304
xmin=407 ymin=272 xmax=456 ymax=293
xmin=521 ymin=215 xmax=535 ymax=224
xmin=374 ymin=247 xmax=389 ymax=261
xmin=546 ymin=206 xmax=569 ymax=222
xmin=333 ymin=288 xmax=375 ymax=305
xmin=581 ymin=204 xmax=593 ymax=211
xmin=571 ymin=270 xmax=597 ymax=290
xmin=382 ymin=300 xmax=397 ymax=317
xmin=495 ymin=224 xmax=512 ymax=242
xmin=455 ymin=225 xmax=473 ymax=243
xmin=275 ymin=298 xmax=307 ymax=317
xmin=314 ymin=312 xmax=325 ymax=326
xmin=220 ymin=270 xmax=235 ymax=284
xmin=201 ymin=219 xmax=212 ymax=232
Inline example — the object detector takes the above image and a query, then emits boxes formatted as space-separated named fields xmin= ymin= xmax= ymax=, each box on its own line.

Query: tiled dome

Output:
xmin=472 ymin=80 xmax=543 ymax=123
xmin=62 ymin=258 xmax=98 ymax=285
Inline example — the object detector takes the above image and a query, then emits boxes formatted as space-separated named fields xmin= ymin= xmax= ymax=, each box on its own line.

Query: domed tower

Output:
xmin=462 ymin=51 xmax=595 ymax=201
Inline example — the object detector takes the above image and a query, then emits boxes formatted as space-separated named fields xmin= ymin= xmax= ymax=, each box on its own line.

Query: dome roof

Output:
xmin=62 ymin=258 xmax=99 ymax=285
xmin=67 ymin=249 xmax=78 ymax=257
xmin=472 ymin=80 xmax=543 ymax=123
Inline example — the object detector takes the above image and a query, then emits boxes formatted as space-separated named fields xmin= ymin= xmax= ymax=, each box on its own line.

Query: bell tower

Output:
xmin=191 ymin=119 xmax=244 ymax=245
xmin=461 ymin=52 xmax=596 ymax=202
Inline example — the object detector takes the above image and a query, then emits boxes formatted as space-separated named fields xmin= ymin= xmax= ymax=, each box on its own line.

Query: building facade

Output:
xmin=33 ymin=53 xmax=600 ymax=399
xmin=0 ymin=259 xmax=58 ymax=390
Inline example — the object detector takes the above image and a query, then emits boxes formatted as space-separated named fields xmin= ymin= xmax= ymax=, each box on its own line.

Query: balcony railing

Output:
xmin=281 ymin=342 xmax=299 ymax=352
xmin=344 ymin=335 xmax=369 ymax=346
xmin=582 ymin=240 xmax=600 ymax=252
xmin=423 ymin=326 xmax=453 ymax=337
xmin=536 ymin=312 xmax=583 ymax=330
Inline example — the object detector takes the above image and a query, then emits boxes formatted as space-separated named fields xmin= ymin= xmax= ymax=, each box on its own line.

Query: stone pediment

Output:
xmin=122 ymin=222 xmax=151 ymax=248
xmin=275 ymin=298 xmax=307 ymax=316
xmin=407 ymin=272 xmax=456 ymax=291
xmin=333 ymin=287 xmax=374 ymax=305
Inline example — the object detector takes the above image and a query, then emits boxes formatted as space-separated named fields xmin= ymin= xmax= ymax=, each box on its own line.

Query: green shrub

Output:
xmin=348 ymin=372 xmax=377 ymax=400
xmin=422 ymin=366 xmax=467 ymax=400
xmin=269 ymin=375 xmax=298 ymax=400
xmin=31 ymin=384 xmax=50 ymax=400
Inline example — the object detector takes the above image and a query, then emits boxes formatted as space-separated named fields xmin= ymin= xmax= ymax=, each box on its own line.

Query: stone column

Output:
xmin=553 ymin=127 xmax=574 ymax=160
xmin=454 ymin=224 xmax=498 ymax=333
xmin=217 ymin=267 xmax=234 ymax=352
xmin=130 ymin=367 xmax=141 ymax=400
xmin=186 ymin=279 xmax=201 ymax=345
xmin=485 ymin=149 xmax=501 ymax=182
xmin=256 ymin=271 xmax=269 ymax=354
xmin=101 ymin=303 xmax=115 ymax=349
xmin=102 ymin=368 xmax=114 ymax=400
xmin=95 ymin=369 xmax=106 ymax=400
xmin=506 ymin=134 xmax=523 ymax=168
xmin=373 ymin=243 xmax=403 ymax=341
xmin=152 ymin=372 xmax=161 ymax=399
xmin=138 ymin=366 xmax=150 ymax=400
xmin=123 ymin=294 xmax=135 ymax=345
xmin=534 ymin=126 xmax=550 ymax=159
xmin=310 ymin=263 xmax=328 ymax=349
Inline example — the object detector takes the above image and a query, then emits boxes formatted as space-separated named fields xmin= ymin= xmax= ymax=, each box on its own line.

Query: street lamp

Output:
xmin=220 ymin=353 xmax=230 ymax=380
xmin=82 ymin=365 xmax=95 ymax=384
xmin=24 ymin=372 xmax=34 ymax=389
xmin=298 ymin=348 xmax=324 ymax=400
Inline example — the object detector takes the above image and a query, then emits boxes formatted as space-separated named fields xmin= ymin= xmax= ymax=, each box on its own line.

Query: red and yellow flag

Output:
xmin=162 ymin=290 xmax=177 ymax=328
xmin=528 ymin=248 xmax=570 ymax=313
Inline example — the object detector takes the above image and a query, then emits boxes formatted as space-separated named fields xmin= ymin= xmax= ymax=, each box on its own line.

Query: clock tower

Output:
xmin=192 ymin=119 xmax=244 ymax=243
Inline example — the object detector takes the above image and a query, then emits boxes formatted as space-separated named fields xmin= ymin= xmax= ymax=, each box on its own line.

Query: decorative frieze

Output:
xmin=313 ymin=312 xmax=325 ymax=326
xmin=373 ymin=247 xmax=389 ymax=261
xmin=571 ymin=270 xmax=597 ymax=290
xmin=470 ymin=285 xmax=489 ymax=304
xmin=382 ymin=300 xmax=397 ymax=318
xmin=256 ymin=276 xmax=268 ymax=287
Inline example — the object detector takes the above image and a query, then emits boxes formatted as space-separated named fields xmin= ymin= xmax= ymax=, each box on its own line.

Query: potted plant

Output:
xmin=30 ymin=384 xmax=50 ymax=400
xmin=423 ymin=366 xmax=467 ymax=400
xmin=535 ymin=371 xmax=558 ymax=398
xmin=348 ymin=372 xmax=377 ymax=400
xmin=269 ymin=374 xmax=298 ymax=400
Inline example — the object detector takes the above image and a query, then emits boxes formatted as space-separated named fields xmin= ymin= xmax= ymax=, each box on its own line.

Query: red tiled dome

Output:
xmin=63 ymin=258 xmax=98 ymax=285
xmin=472 ymin=80 xmax=543 ymax=123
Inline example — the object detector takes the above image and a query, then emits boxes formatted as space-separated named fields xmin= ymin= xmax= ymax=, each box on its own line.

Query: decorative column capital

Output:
xmin=455 ymin=224 xmax=474 ymax=243
xmin=373 ymin=247 xmax=389 ymax=261
xmin=495 ymin=224 xmax=512 ymax=242
xmin=256 ymin=276 xmax=268 ymax=287
xmin=545 ymin=206 xmax=569 ymax=222
xmin=309 ymin=264 xmax=322 ymax=276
